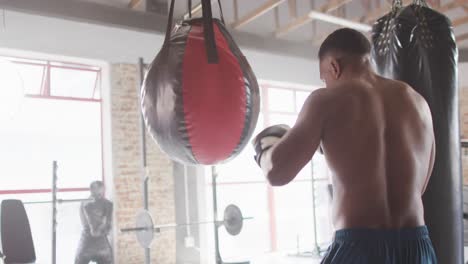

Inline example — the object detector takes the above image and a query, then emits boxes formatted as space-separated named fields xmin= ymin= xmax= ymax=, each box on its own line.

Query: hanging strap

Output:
xmin=217 ymin=0 xmax=225 ymax=25
xmin=188 ymin=0 xmax=192 ymax=19
xmin=186 ymin=0 xmax=225 ymax=24
xmin=165 ymin=0 xmax=219 ymax=63
xmin=165 ymin=0 xmax=176 ymax=45
xmin=201 ymin=0 xmax=218 ymax=63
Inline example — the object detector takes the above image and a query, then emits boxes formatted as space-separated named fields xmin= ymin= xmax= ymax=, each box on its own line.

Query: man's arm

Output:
xmin=81 ymin=203 xmax=96 ymax=236
xmin=422 ymin=136 xmax=436 ymax=194
xmin=103 ymin=202 xmax=113 ymax=235
xmin=92 ymin=202 xmax=113 ymax=236
xmin=83 ymin=204 xmax=105 ymax=237
xmin=420 ymin=97 xmax=435 ymax=194
xmin=260 ymin=89 xmax=328 ymax=186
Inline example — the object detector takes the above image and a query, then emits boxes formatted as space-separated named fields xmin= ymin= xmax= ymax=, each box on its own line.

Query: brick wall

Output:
xmin=111 ymin=64 xmax=176 ymax=264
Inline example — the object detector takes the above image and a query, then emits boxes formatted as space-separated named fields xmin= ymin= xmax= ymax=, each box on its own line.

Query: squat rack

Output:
xmin=20 ymin=161 xmax=92 ymax=264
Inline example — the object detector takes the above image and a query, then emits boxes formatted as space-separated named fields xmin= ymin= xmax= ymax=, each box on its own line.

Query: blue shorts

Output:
xmin=321 ymin=226 xmax=437 ymax=264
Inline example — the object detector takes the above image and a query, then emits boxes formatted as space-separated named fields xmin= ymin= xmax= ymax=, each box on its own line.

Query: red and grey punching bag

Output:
xmin=372 ymin=1 xmax=462 ymax=263
xmin=141 ymin=0 xmax=260 ymax=165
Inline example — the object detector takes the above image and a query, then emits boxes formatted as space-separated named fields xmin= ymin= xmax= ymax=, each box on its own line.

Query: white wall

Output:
xmin=0 ymin=10 xmax=322 ymax=86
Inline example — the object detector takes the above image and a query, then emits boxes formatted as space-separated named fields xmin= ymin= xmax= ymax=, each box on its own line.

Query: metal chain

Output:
xmin=413 ymin=0 xmax=429 ymax=7
xmin=392 ymin=0 xmax=403 ymax=12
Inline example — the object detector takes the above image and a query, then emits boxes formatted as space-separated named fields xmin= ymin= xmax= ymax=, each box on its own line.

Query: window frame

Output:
xmin=210 ymin=82 xmax=320 ymax=252
xmin=0 ymin=56 xmax=105 ymax=196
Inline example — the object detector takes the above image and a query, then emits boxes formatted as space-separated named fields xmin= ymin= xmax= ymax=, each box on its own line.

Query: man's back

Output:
xmin=321 ymin=76 xmax=435 ymax=230
xmin=253 ymin=28 xmax=437 ymax=263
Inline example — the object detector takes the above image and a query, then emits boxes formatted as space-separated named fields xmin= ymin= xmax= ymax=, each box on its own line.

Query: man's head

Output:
xmin=90 ymin=181 xmax=104 ymax=199
xmin=318 ymin=28 xmax=372 ymax=87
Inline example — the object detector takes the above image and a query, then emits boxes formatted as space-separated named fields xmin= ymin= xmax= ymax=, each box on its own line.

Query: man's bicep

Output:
xmin=422 ymin=105 xmax=435 ymax=194
xmin=269 ymin=91 xmax=326 ymax=180
xmin=107 ymin=204 xmax=113 ymax=225
xmin=290 ymin=94 xmax=325 ymax=158
xmin=82 ymin=204 xmax=90 ymax=221
xmin=422 ymin=139 xmax=435 ymax=194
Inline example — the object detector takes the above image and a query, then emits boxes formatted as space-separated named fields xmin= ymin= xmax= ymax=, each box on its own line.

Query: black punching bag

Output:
xmin=372 ymin=1 xmax=461 ymax=263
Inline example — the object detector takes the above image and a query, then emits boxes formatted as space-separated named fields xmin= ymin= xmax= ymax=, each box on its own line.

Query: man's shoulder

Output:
xmin=379 ymin=77 xmax=414 ymax=94
xmin=300 ymin=88 xmax=341 ymax=122
xmin=383 ymin=79 xmax=427 ymax=104
xmin=307 ymin=88 xmax=335 ymax=104
xmin=306 ymin=88 xmax=344 ymax=111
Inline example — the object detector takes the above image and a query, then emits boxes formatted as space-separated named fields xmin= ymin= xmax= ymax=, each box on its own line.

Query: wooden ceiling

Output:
xmin=123 ymin=0 xmax=468 ymax=46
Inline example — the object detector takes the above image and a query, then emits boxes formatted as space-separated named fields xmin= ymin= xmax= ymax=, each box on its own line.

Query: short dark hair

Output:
xmin=318 ymin=28 xmax=371 ymax=60
xmin=90 ymin=181 xmax=104 ymax=189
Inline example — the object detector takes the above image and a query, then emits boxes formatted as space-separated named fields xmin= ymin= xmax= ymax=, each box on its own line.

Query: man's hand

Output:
xmin=252 ymin=89 xmax=328 ymax=186
xmin=252 ymin=124 xmax=290 ymax=167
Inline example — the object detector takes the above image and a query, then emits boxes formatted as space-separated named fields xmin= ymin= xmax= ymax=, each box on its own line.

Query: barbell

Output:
xmin=121 ymin=204 xmax=252 ymax=248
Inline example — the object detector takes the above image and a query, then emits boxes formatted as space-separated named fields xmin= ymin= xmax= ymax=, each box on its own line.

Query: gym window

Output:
xmin=0 ymin=55 xmax=103 ymax=263
xmin=205 ymin=82 xmax=333 ymax=262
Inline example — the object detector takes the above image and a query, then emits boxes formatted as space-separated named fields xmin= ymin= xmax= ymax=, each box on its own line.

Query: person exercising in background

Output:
xmin=75 ymin=181 xmax=113 ymax=264
xmin=252 ymin=28 xmax=437 ymax=263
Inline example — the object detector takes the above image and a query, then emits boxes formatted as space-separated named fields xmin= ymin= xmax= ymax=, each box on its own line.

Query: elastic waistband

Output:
xmin=334 ymin=226 xmax=429 ymax=242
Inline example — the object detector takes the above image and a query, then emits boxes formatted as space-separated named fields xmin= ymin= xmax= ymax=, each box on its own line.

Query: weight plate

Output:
xmin=223 ymin=204 xmax=243 ymax=236
xmin=135 ymin=210 xmax=154 ymax=248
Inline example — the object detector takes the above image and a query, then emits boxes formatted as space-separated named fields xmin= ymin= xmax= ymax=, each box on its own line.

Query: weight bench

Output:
xmin=0 ymin=199 xmax=36 ymax=264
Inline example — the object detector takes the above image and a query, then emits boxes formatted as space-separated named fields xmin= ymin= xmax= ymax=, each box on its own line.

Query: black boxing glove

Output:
xmin=252 ymin=124 xmax=290 ymax=166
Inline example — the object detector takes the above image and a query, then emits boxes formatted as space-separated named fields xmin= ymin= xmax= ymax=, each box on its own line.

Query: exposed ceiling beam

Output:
xmin=436 ymin=0 xmax=468 ymax=14
xmin=0 ymin=0 xmax=320 ymax=60
xmin=233 ymin=0 xmax=239 ymax=21
xmin=312 ymin=7 xmax=378 ymax=45
xmin=312 ymin=33 xmax=329 ymax=45
xmin=362 ymin=0 xmax=372 ymax=13
xmin=460 ymin=49 xmax=468 ymax=62
xmin=314 ymin=32 xmax=468 ymax=60
xmin=275 ymin=16 xmax=312 ymax=37
xmin=275 ymin=0 xmax=352 ymax=38
xmin=312 ymin=3 xmax=468 ymax=45
xmin=453 ymin=15 xmax=468 ymax=27
xmin=364 ymin=0 xmax=462 ymax=23
xmin=456 ymin=0 xmax=468 ymax=13
xmin=184 ymin=3 xmax=202 ymax=19
xmin=183 ymin=0 xmax=217 ymax=19
xmin=0 ymin=0 xmax=168 ymax=33
xmin=431 ymin=0 xmax=441 ymax=8
xmin=274 ymin=6 xmax=280 ymax=29
xmin=363 ymin=0 xmax=412 ymax=23
xmin=288 ymin=0 xmax=297 ymax=18
xmin=457 ymin=33 xmax=468 ymax=44
xmin=128 ymin=0 xmax=141 ymax=9
xmin=438 ymin=0 xmax=461 ymax=12
xmin=231 ymin=0 xmax=287 ymax=29
xmin=318 ymin=0 xmax=353 ymax=13
xmin=310 ymin=10 xmax=372 ymax=31
xmin=311 ymin=0 xmax=464 ymax=45
xmin=311 ymin=0 xmax=465 ymax=46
